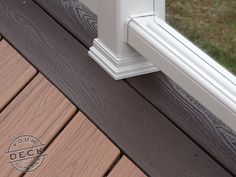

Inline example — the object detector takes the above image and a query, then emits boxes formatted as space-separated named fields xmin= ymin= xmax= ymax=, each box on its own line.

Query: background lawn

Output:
xmin=166 ymin=0 xmax=236 ymax=75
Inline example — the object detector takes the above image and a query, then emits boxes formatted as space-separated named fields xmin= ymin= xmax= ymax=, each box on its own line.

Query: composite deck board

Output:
xmin=108 ymin=156 xmax=146 ymax=177
xmin=0 ymin=74 xmax=76 ymax=176
xmin=25 ymin=112 xmax=120 ymax=177
xmin=0 ymin=0 xmax=232 ymax=176
xmin=32 ymin=0 xmax=236 ymax=174
xmin=0 ymin=40 xmax=37 ymax=111
xmin=128 ymin=72 xmax=236 ymax=175
xmin=34 ymin=0 xmax=97 ymax=47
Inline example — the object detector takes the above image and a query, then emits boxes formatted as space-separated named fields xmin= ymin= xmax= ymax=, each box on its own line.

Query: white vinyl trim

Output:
xmin=89 ymin=38 xmax=158 ymax=80
xmin=80 ymin=0 xmax=97 ymax=13
xmin=154 ymin=0 xmax=165 ymax=20
xmin=86 ymin=0 xmax=236 ymax=131
xmin=88 ymin=0 xmax=158 ymax=79
xmin=128 ymin=15 xmax=236 ymax=131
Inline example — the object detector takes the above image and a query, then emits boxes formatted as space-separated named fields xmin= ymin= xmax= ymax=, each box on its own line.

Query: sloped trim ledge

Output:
xmin=128 ymin=16 xmax=236 ymax=131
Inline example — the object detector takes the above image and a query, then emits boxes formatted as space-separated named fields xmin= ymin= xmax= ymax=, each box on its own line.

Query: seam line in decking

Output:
xmin=0 ymin=1 xmax=232 ymax=176
xmin=1 ymin=35 xmax=145 ymax=177
xmin=21 ymin=1 xmax=235 ymax=174
xmin=28 ymin=0 xmax=234 ymax=174
xmin=30 ymin=1 xmax=223 ymax=167
xmin=0 ymin=38 xmax=140 ymax=176
xmin=20 ymin=109 xmax=80 ymax=176
xmin=20 ymin=1 xmax=230 ymax=174
xmin=125 ymin=79 xmax=235 ymax=176
xmin=1 ymin=35 xmax=139 ymax=176
xmin=0 ymin=68 xmax=38 ymax=114
xmin=103 ymin=154 xmax=124 ymax=177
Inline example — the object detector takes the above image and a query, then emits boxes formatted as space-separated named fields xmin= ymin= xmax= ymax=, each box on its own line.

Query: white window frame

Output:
xmin=87 ymin=0 xmax=236 ymax=131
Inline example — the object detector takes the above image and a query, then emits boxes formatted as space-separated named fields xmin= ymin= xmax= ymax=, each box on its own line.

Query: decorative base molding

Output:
xmin=88 ymin=39 xmax=158 ymax=80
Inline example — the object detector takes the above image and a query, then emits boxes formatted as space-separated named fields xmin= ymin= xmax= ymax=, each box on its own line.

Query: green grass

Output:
xmin=166 ymin=0 xmax=236 ymax=74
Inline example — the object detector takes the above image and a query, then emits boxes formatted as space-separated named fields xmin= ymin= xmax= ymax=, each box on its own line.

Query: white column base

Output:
xmin=89 ymin=39 xmax=159 ymax=80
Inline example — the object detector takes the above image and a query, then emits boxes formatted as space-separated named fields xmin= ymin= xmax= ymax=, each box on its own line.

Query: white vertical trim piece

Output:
xmin=80 ymin=0 xmax=98 ymax=13
xmin=89 ymin=0 xmax=159 ymax=79
xmin=128 ymin=15 xmax=236 ymax=131
xmin=154 ymin=0 xmax=165 ymax=20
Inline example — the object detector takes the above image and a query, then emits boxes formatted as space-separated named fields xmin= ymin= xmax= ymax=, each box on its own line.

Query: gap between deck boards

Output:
xmin=0 ymin=39 xmax=147 ymax=177
xmin=29 ymin=0 xmax=236 ymax=175
xmin=0 ymin=0 xmax=234 ymax=176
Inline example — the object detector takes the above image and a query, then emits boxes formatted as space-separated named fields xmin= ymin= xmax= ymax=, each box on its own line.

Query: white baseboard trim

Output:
xmin=88 ymin=39 xmax=158 ymax=80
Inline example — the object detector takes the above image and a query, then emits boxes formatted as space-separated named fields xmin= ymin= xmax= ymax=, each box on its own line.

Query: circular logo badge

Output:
xmin=7 ymin=135 xmax=46 ymax=172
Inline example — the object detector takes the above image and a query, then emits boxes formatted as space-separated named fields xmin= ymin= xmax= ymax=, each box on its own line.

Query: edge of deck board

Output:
xmin=0 ymin=73 xmax=76 ymax=176
xmin=25 ymin=112 xmax=120 ymax=177
xmin=108 ymin=156 xmax=146 ymax=177
xmin=0 ymin=0 xmax=232 ymax=176
xmin=31 ymin=0 xmax=236 ymax=175
xmin=35 ymin=0 xmax=97 ymax=47
xmin=0 ymin=39 xmax=37 ymax=111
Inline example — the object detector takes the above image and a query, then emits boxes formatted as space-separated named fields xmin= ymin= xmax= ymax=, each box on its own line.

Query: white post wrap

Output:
xmin=87 ymin=0 xmax=236 ymax=131
xmin=89 ymin=0 xmax=159 ymax=80
xmin=80 ymin=0 xmax=98 ymax=13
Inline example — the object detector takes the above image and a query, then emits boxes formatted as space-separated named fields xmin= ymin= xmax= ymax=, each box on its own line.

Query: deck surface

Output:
xmin=0 ymin=40 xmax=145 ymax=176
xmin=31 ymin=0 xmax=236 ymax=174
xmin=0 ymin=0 xmax=234 ymax=176
xmin=32 ymin=0 xmax=236 ymax=175
xmin=33 ymin=0 xmax=236 ymax=174
xmin=0 ymin=40 xmax=36 ymax=111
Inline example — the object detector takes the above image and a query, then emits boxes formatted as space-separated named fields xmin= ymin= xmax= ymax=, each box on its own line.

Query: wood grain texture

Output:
xmin=0 ymin=40 xmax=37 ymax=111
xmin=128 ymin=72 xmax=236 ymax=175
xmin=33 ymin=0 xmax=236 ymax=175
xmin=0 ymin=1 xmax=231 ymax=176
xmin=34 ymin=0 xmax=97 ymax=47
xmin=0 ymin=74 xmax=76 ymax=176
xmin=25 ymin=112 xmax=120 ymax=177
xmin=108 ymin=156 xmax=146 ymax=177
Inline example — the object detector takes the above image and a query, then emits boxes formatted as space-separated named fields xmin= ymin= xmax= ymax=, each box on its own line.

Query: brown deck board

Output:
xmin=0 ymin=40 xmax=37 ymax=111
xmin=128 ymin=72 xmax=236 ymax=174
xmin=25 ymin=112 xmax=120 ymax=177
xmin=108 ymin=156 xmax=146 ymax=177
xmin=0 ymin=74 xmax=76 ymax=176
xmin=31 ymin=0 xmax=236 ymax=175
xmin=0 ymin=41 xmax=137 ymax=177
xmin=0 ymin=0 xmax=232 ymax=176
xmin=34 ymin=0 xmax=97 ymax=47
